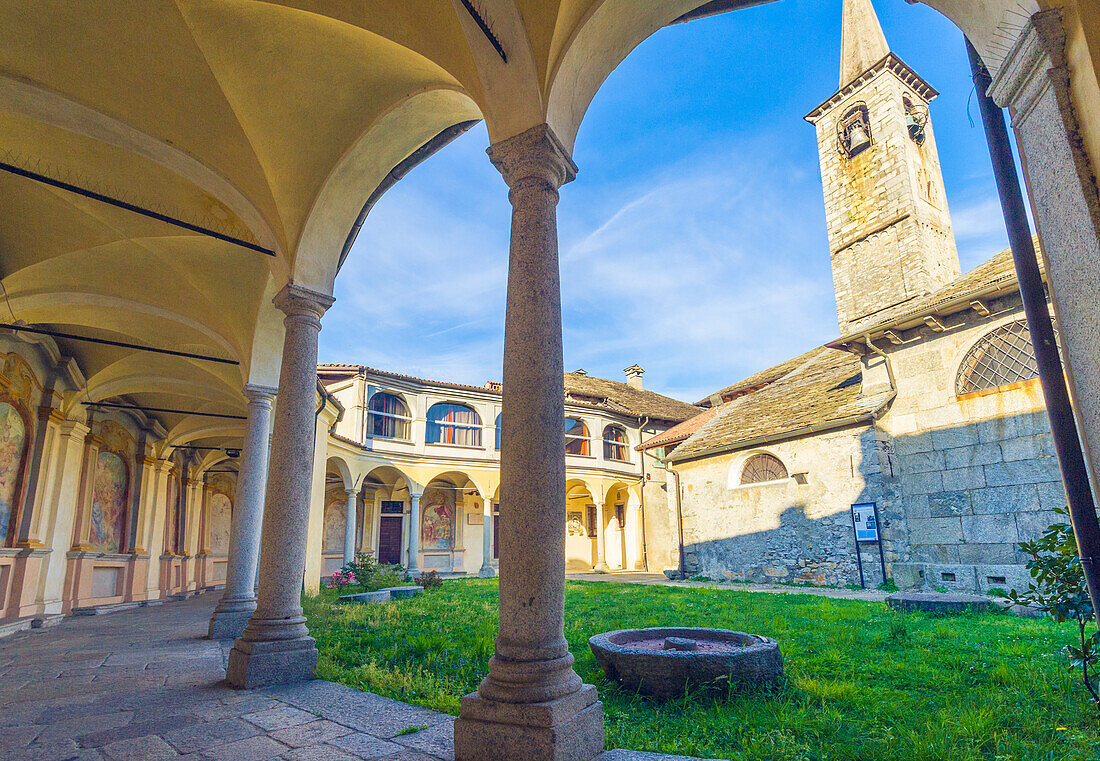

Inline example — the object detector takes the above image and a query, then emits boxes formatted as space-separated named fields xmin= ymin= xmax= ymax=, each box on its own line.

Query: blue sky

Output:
xmin=319 ymin=0 xmax=1014 ymax=404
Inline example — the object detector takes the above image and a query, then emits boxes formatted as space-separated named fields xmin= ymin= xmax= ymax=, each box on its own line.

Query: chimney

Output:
xmin=624 ymin=364 xmax=644 ymax=390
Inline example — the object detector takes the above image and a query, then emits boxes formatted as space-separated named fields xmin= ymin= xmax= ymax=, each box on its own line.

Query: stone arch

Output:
xmin=0 ymin=352 xmax=40 ymax=546
xmin=291 ymin=87 xmax=482 ymax=294
xmin=325 ymin=456 xmax=354 ymax=491
xmin=543 ymin=0 xmax=1041 ymax=152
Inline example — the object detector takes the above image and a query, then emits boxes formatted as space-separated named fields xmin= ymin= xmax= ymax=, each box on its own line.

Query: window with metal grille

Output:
xmin=740 ymin=453 xmax=788 ymax=485
xmin=956 ymin=320 xmax=1039 ymax=395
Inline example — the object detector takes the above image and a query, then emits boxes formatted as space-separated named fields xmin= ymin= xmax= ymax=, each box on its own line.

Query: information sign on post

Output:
xmin=851 ymin=503 xmax=879 ymax=541
xmin=850 ymin=502 xmax=887 ymax=589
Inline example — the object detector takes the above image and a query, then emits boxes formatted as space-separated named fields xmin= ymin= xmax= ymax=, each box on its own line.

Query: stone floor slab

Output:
xmin=243 ymin=705 xmax=320 ymax=731
xmin=101 ymin=734 xmax=180 ymax=761
xmin=268 ymin=719 xmax=353 ymax=748
xmin=328 ymin=733 xmax=404 ymax=759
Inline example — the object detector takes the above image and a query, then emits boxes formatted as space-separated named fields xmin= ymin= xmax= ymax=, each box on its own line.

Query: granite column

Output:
xmin=407 ymin=492 xmax=421 ymax=574
xmin=478 ymin=498 xmax=495 ymax=578
xmin=343 ymin=487 xmax=357 ymax=566
xmin=454 ymin=124 xmax=603 ymax=761
xmin=209 ymin=384 xmax=276 ymax=640
xmin=226 ymin=284 xmax=334 ymax=688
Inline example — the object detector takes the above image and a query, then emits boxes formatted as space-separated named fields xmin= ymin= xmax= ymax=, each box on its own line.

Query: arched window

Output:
xmin=741 ymin=453 xmax=788 ymax=485
xmin=367 ymin=392 xmax=411 ymax=440
xmin=956 ymin=320 xmax=1039 ymax=395
xmin=603 ymin=425 xmax=629 ymax=462
xmin=494 ymin=412 xmax=502 ymax=451
xmin=427 ymin=403 xmax=482 ymax=446
xmin=565 ymin=418 xmax=590 ymax=456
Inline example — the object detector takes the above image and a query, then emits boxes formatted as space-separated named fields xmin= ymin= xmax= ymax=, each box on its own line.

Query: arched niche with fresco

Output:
xmin=0 ymin=353 xmax=41 ymax=546
xmin=206 ymin=473 xmax=235 ymax=556
xmin=89 ymin=420 xmax=134 ymax=554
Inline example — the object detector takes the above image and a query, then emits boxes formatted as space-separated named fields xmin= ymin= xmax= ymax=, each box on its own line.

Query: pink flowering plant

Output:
xmin=328 ymin=569 xmax=356 ymax=589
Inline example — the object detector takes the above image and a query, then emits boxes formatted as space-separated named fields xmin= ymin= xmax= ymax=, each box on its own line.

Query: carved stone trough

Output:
xmin=589 ymin=627 xmax=783 ymax=700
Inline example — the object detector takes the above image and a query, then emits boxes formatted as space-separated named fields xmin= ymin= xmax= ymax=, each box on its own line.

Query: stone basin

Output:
xmin=589 ymin=627 xmax=783 ymax=700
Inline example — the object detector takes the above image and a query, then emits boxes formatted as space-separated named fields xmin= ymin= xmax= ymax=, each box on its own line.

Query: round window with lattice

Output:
xmin=956 ymin=320 xmax=1039 ymax=395
xmin=740 ymin=453 xmax=788 ymax=485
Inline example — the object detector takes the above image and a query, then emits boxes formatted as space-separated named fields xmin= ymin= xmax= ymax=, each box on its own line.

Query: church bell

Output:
xmin=847 ymin=121 xmax=871 ymax=155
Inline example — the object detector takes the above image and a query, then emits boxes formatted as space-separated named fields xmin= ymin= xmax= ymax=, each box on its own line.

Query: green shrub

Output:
xmin=341 ymin=552 xmax=409 ymax=592
xmin=417 ymin=570 xmax=443 ymax=590
xmin=995 ymin=508 xmax=1099 ymax=714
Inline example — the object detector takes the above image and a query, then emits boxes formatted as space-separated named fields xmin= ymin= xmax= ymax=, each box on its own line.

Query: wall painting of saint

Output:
xmin=0 ymin=402 xmax=26 ymax=542
xmin=90 ymin=451 xmax=128 ymax=553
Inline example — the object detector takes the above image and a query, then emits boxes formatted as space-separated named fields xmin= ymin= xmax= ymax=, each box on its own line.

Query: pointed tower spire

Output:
xmin=840 ymin=0 xmax=890 ymax=87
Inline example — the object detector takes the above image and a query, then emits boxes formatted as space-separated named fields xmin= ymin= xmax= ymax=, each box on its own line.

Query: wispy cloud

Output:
xmin=322 ymin=126 xmax=838 ymax=403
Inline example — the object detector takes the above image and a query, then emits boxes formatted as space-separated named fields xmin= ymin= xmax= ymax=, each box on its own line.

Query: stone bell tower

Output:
xmin=806 ymin=0 xmax=960 ymax=334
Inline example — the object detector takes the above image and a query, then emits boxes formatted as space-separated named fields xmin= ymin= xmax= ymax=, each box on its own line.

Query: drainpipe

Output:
xmin=637 ymin=416 xmax=649 ymax=572
xmin=673 ymin=468 xmax=686 ymax=581
xmin=862 ymin=333 xmax=896 ymax=392
xmin=968 ymin=39 xmax=1100 ymax=625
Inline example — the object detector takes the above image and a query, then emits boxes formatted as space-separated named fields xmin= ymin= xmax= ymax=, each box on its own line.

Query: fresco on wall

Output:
xmin=420 ymin=487 xmax=455 ymax=551
xmin=167 ymin=472 xmax=181 ymax=553
xmin=0 ymin=402 xmax=27 ymax=542
xmin=323 ymin=491 xmax=347 ymax=553
xmin=90 ymin=451 xmax=128 ymax=553
xmin=209 ymin=493 xmax=232 ymax=555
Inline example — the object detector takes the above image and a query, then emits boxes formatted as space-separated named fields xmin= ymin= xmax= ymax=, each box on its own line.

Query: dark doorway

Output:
xmin=378 ymin=502 xmax=404 ymax=565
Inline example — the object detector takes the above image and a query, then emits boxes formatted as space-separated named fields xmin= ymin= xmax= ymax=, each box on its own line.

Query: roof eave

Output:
xmin=830 ymin=279 xmax=1023 ymax=349
xmin=668 ymin=394 xmax=894 ymax=465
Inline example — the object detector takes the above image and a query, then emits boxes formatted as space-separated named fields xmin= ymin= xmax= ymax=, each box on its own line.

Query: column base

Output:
xmin=592 ymin=564 xmax=609 ymax=574
xmin=478 ymin=565 xmax=498 ymax=578
xmin=454 ymin=684 xmax=604 ymax=761
xmin=226 ymin=636 xmax=318 ymax=689
xmin=208 ymin=608 xmax=254 ymax=640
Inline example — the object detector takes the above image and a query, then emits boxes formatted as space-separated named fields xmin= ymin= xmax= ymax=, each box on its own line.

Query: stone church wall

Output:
xmin=676 ymin=425 xmax=902 ymax=587
xmin=879 ymin=298 xmax=1064 ymax=593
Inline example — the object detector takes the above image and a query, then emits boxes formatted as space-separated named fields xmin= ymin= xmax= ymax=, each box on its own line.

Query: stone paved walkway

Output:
xmin=566 ymin=572 xmax=889 ymax=602
xmin=0 ymin=592 xmax=722 ymax=761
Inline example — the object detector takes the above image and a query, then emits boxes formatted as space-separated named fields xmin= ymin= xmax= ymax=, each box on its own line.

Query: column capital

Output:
xmin=57 ymin=420 xmax=90 ymax=440
xmin=273 ymin=283 xmax=335 ymax=321
xmin=988 ymin=9 xmax=1065 ymax=119
xmin=344 ymin=487 xmax=357 ymax=498
xmin=487 ymin=124 xmax=578 ymax=193
xmin=243 ymin=383 xmax=278 ymax=405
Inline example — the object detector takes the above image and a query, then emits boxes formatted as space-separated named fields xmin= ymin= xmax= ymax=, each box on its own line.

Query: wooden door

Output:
xmin=378 ymin=515 xmax=403 ymax=565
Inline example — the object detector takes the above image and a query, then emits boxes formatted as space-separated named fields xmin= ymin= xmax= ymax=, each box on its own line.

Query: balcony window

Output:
xmin=495 ymin=412 xmax=502 ymax=450
xmin=603 ymin=424 xmax=629 ymax=462
xmin=427 ymin=402 xmax=482 ymax=446
xmin=565 ymin=418 xmax=590 ymax=456
xmin=367 ymin=392 xmax=411 ymax=440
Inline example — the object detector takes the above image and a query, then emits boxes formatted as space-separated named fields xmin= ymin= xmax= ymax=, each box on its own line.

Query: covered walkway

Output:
xmin=0 ymin=593 xmax=704 ymax=761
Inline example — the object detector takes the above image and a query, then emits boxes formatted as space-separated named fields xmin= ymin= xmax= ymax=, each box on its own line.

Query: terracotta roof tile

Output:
xmin=636 ymin=406 xmax=721 ymax=451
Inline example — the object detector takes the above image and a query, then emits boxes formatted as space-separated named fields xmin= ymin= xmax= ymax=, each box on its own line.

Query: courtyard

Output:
xmin=3 ymin=1 xmax=1100 ymax=759
xmin=305 ymin=579 xmax=1100 ymax=761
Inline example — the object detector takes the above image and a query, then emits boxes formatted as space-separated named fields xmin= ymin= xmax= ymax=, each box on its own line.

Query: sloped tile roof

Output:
xmin=636 ymin=405 xmax=721 ymax=451
xmin=837 ymin=243 xmax=1037 ymax=342
xmin=670 ymin=346 xmax=893 ymax=461
xmin=563 ymin=372 xmax=701 ymax=423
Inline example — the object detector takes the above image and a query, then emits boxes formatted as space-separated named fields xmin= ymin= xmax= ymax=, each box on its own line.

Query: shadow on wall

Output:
xmin=683 ymin=503 xmax=890 ymax=589
xmin=681 ymin=410 xmax=1066 ymax=594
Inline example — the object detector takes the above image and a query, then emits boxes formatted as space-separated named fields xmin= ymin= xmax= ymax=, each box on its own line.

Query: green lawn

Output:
xmin=303 ymin=579 xmax=1100 ymax=760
